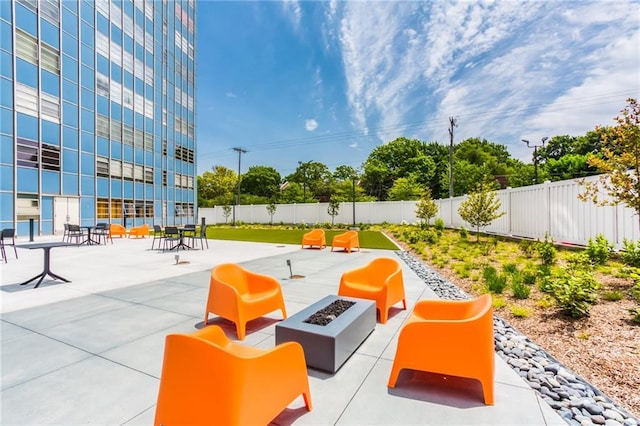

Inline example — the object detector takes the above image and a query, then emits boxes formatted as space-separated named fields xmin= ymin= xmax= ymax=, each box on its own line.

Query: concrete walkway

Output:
xmin=0 ymin=235 xmax=565 ymax=425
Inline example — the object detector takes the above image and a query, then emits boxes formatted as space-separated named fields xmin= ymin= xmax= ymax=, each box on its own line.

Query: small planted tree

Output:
xmin=415 ymin=188 xmax=438 ymax=228
xmin=327 ymin=197 xmax=340 ymax=226
xmin=222 ymin=205 xmax=232 ymax=224
xmin=266 ymin=202 xmax=277 ymax=225
xmin=579 ymin=98 xmax=640 ymax=231
xmin=458 ymin=182 xmax=506 ymax=241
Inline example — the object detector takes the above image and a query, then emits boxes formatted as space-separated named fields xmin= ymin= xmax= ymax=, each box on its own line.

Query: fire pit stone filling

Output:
xmin=276 ymin=295 xmax=376 ymax=373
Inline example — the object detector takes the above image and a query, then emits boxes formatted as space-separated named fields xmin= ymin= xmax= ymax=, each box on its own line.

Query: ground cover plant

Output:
xmin=385 ymin=224 xmax=640 ymax=417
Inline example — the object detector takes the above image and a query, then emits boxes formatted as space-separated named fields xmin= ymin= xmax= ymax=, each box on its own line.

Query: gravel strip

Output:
xmin=396 ymin=250 xmax=639 ymax=426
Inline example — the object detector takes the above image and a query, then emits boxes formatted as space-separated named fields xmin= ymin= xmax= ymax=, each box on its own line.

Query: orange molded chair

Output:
xmin=154 ymin=325 xmax=312 ymax=426
xmin=302 ymin=229 xmax=326 ymax=249
xmin=205 ymin=263 xmax=287 ymax=340
xmin=338 ymin=257 xmax=406 ymax=323
xmin=108 ymin=224 xmax=127 ymax=238
xmin=387 ymin=294 xmax=495 ymax=405
xmin=331 ymin=230 xmax=360 ymax=253
xmin=128 ymin=223 xmax=149 ymax=238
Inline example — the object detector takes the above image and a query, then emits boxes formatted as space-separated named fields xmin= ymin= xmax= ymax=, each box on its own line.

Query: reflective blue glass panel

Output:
xmin=17 ymin=167 xmax=38 ymax=193
xmin=62 ymin=172 xmax=78 ymax=195
xmin=42 ymin=170 xmax=61 ymax=194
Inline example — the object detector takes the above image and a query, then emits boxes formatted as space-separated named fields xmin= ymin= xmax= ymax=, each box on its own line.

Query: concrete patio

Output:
xmin=0 ymin=234 xmax=565 ymax=425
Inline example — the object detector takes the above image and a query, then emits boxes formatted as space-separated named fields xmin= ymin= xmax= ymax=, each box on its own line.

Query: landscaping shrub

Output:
xmin=621 ymin=239 xmax=640 ymax=267
xmin=511 ymin=274 xmax=531 ymax=299
xmin=522 ymin=270 xmax=537 ymax=286
xmin=631 ymin=282 xmax=640 ymax=303
xmin=630 ymin=307 xmax=640 ymax=324
xmin=602 ymin=291 xmax=623 ymax=301
xmin=485 ymin=272 xmax=508 ymax=294
xmin=434 ymin=218 xmax=445 ymax=231
xmin=585 ymin=234 xmax=614 ymax=265
xmin=482 ymin=265 xmax=497 ymax=280
xmin=549 ymin=269 xmax=600 ymax=318
xmin=519 ymin=239 xmax=536 ymax=257
xmin=502 ymin=263 xmax=518 ymax=274
xmin=458 ymin=226 xmax=468 ymax=238
xmin=510 ymin=306 xmax=531 ymax=318
xmin=536 ymin=235 xmax=557 ymax=265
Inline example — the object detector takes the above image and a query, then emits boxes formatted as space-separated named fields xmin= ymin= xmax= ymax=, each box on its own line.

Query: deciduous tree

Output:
xmin=415 ymin=188 xmax=439 ymax=227
xmin=579 ymin=98 xmax=640 ymax=230
xmin=458 ymin=182 xmax=506 ymax=241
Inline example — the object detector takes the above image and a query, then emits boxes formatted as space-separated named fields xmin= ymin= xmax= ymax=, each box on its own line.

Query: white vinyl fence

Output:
xmin=199 ymin=175 xmax=639 ymax=249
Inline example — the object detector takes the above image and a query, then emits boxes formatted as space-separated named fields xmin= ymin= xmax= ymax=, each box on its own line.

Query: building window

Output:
xmin=41 ymin=92 xmax=61 ymax=123
xmin=162 ymin=170 xmax=167 ymax=186
xmin=97 ymin=73 xmax=110 ymax=97
xmin=144 ymin=132 xmax=153 ymax=151
xmin=134 ymin=164 xmax=143 ymax=182
xmin=17 ymin=138 xmax=38 ymax=168
xmin=144 ymin=167 xmax=153 ymax=184
xmin=16 ymin=0 xmax=37 ymax=12
xmin=40 ymin=0 xmax=60 ymax=25
xmin=42 ymin=143 xmax=61 ymax=171
xmin=41 ymin=43 xmax=60 ymax=75
xmin=110 ymin=199 xmax=122 ymax=219
xmin=15 ymin=83 xmax=39 ymax=117
xmin=123 ymin=124 xmax=134 ymax=145
xmin=16 ymin=29 xmax=38 ymax=65
xmin=96 ymin=115 xmax=110 ymax=138
xmin=110 ymin=159 xmax=122 ymax=178
xmin=110 ymin=120 xmax=122 ymax=142
xmin=97 ymin=198 xmax=109 ymax=219
xmin=122 ymin=162 xmax=133 ymax=180
xmin=97 ymin=156 xmax=110 ymax=177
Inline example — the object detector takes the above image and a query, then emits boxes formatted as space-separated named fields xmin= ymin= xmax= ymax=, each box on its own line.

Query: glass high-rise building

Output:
xmin=0 ymin=0 xmax=197 ymax=236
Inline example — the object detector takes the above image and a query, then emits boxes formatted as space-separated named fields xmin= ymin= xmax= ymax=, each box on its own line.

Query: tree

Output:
xmin=286 ymin=161 xmax=332 ymax=202
xmin=222 ymin=205 xmax=232 ymax=224
xmin=387 ymin=177 xmax=423 ymax=201
xmin=197 ymin=165 xmax=237 ymax=206
xmin=327 ymin=197 xmax=340 ymax=226
xmin=415 ymin=188 xmax=439 ymax=228
xmin=242 ymin=166 xmax=281 ymax=198
xmin=266 ymin=202 xmax=277 ymax=225
xmin=458 ymin=182 xmax=506 ymax=241
xmin=579 ymin=98 xmax=640 ymax=230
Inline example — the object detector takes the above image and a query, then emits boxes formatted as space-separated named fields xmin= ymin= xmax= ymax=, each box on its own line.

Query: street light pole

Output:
xmin=521 ymin=137 xmax=548 ymax=184
xmin=352 ymin=177 xmax=356 ymax=227
xmin=232 ymin=147 xmax=247 ymax=226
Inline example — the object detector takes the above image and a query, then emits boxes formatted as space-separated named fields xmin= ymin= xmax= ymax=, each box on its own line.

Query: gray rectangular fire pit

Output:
xmin=275 ymin=295 xmax=376 ymax=373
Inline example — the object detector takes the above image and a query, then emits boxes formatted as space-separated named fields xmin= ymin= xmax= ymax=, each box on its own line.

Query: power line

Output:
xmin=197 ymin=91 xmax=630 ymax=162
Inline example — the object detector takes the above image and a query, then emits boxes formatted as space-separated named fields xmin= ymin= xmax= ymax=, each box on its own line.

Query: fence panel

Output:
xmin=198 ymin=174 xmax=638 ymax=247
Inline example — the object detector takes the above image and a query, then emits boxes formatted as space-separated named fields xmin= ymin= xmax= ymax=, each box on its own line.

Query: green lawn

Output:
xmin=207 ymin=227 xmax=399 ymax=250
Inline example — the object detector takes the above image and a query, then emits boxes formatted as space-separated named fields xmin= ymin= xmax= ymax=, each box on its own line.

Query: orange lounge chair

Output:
xmin=154 ymin=325 xmax=312 ymax=426
xmin=338 ymin=257 xmax=406 ymax=323
xmin=331 ymin=230 xmax=360 ymax=253
xmin=205 ymin=263 xmax=287 ymax=340
xmin=128 ymin=224 xmax=149 ymax=238
xmin=301 ymin=229 xmax=326 ymax=249
xmin=387 ymin=294 xmax=495 ymax=405
xmin=108 ymin=223 xmax=127 ymax=238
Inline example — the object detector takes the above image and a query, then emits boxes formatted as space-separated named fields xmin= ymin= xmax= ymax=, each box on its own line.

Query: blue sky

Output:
xmin=195 ymin=0 xmax=640 ymax=177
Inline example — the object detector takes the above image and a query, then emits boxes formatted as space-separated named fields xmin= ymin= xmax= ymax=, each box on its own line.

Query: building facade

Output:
xmin=0 ymin=0 xmax=197 ymax=236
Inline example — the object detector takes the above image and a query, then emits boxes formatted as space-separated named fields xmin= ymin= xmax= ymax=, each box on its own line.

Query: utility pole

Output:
xmin=448 ymin=117 xmax=457 ymax=198
xmin=232 ymin=147 xmax=247 ymax=226
xmin=521 ymin=137 xmax=547 ymax=185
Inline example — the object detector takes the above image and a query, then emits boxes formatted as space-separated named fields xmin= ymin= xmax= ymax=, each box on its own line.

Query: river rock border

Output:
xmin=396 ymin=250 xmax=639 ymax=426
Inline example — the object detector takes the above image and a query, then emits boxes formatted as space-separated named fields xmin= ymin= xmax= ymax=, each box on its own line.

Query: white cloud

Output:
xmin=332 ymin=0 xmax=640 ymax=156
xmin=225 ymin=92 xmax=237 ymax=98
xmin=281 ymin=0 xmax=302 ymax=31
xmin=305 ymin=119 xmax=318 ymax=131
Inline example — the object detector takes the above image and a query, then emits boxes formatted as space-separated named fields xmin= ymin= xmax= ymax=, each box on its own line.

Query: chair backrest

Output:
xmin=153 ymin=225 xmax=162 ymax=233
xmin=184 ymin=224 xmax=196 ymax=230
xmin=164 ymin=226 xmax=179 ymax=236
xmin=211 ymin=263 xmax=249 ymax=294
xmin=96 ymin=223 xmax=108 ymax=230
xmin=68 ymin=224 xmax=80 ymax=232
xmin=2 ymin=228 xmax=15 ymax=238
xmin=63 ymin=223 xmax=69 ymax=231
xmin=155 ymin=328 xmax=239 ymax=425
xmin=369 ymin=257 xmax=401 ymax=277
